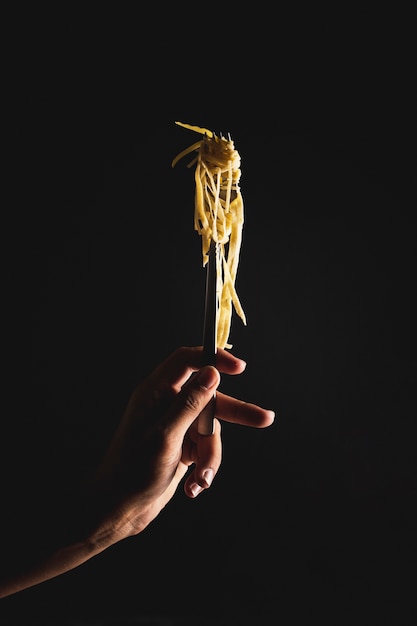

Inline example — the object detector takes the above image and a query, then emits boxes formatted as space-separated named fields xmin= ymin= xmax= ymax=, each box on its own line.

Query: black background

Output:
xmin=2 ymin=7 xmax=416 ymax=625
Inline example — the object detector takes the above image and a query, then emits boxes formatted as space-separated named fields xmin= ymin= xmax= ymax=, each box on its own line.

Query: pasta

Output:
xmin=172 ymin=121 xmax=246 ymax=349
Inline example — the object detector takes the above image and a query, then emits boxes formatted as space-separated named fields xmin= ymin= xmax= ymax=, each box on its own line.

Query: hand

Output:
xmin=0 ymin=346 xmax=275 ymax=598
xmin=89 ymin=346 xmax=275 ymax=542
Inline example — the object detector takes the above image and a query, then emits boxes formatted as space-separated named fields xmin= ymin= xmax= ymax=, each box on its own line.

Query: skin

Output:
xmin=0 ymin=346 xmax=275 ymax=598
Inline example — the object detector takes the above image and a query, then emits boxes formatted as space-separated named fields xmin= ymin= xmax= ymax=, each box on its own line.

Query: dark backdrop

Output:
xmin=2 ymin=9 xmax=416 ymax=626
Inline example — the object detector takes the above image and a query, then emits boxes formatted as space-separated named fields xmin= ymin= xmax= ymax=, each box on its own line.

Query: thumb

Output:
xmin=164 ymin=366 xmax=220 ymax=433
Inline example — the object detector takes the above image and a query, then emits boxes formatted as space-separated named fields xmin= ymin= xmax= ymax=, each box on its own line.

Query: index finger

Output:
xmin=148 ymin=346 xmax=247 ymax=392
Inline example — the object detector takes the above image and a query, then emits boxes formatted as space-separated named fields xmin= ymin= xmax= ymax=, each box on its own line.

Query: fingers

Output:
xmin=181 ymin=393 xmax=275 ymax=500
xmin=161 ymin=366 xmax=224 ymax=499
xmin=161 ymin=365 xmax=221 ymax=436
xmin=146 ymin=347 xmax=275 ymax=434
xmin=149 ymin=346 xmax=247 ymax=393
xmin=182 ymin=392 xmax=276 ymax=500
xmin=184 ymin=418 xmax=222 ymax=498
xmin=127 ymin=348 xmax=274 ymax=503
xmin=215 ymin=392 xmax=275 ymax=428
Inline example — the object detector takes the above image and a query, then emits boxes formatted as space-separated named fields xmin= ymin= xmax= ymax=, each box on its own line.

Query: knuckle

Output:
xmin=183 ymin=391 xmax=202 ymax=414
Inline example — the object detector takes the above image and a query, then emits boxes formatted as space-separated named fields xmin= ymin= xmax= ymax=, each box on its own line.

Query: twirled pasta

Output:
xmin=172 ymin=121 xmax=246 ymax=349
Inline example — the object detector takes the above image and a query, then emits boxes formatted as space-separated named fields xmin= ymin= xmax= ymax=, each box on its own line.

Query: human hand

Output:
xmin=89 ymin=346 xmax=275 ymax=543
xmin=0 ymin=346 xmax=275 ymax=598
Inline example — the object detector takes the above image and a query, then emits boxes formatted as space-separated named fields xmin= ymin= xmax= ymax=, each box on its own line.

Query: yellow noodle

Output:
xmin=172 ymin=121 xmax=246 ymax=349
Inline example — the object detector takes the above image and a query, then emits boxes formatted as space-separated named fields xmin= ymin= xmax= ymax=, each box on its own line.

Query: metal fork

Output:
xmin=197 ymin=239 xmax=219 ymax=435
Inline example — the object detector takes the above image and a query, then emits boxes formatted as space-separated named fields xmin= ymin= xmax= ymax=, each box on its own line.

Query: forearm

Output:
xmin=0 ymin=484 xmax=132 ymax=599
xmin=0 ymin=536 xmax=104 ymax=598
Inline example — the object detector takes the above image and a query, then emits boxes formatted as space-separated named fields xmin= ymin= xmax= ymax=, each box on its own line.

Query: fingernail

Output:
xmin=190 ymin=482 xmax=203 ymax=497
xmin=202 ymin=468 xmax=214 ymax=487
xmin=196 ymin=366 xmax=218 ymax=390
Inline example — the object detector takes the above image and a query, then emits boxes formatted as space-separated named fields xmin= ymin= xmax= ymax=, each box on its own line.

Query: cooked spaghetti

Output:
xmin=172 ymin=121 xmax=246 ymax=349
